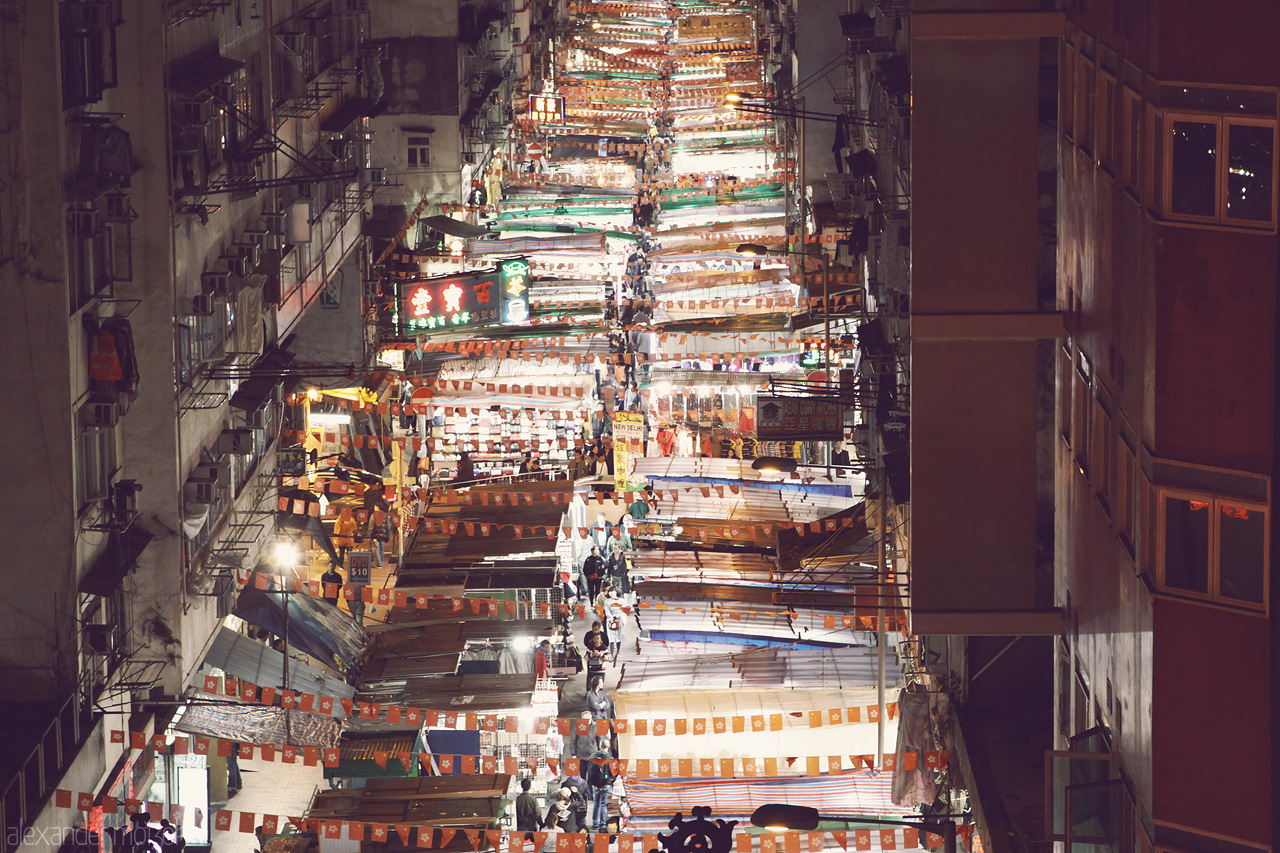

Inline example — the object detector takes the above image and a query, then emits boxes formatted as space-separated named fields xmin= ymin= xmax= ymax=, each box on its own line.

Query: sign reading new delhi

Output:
xmin=399 ymin=258 xmax=530 ymax=334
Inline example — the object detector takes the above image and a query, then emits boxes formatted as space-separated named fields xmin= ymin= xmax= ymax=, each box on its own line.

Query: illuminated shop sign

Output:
xmin=499 ymin=258 xmax=531 ymax=326
xmin=528 ymin=94 xmax=565 ymax=123
xmin=401 ymin=275 xmax=498 ymax=332
xmin=399 ymin=257 xmax=532 ymax=334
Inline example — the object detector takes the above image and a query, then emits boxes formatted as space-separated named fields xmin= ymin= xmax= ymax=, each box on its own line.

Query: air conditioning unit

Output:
xmin=222 ymin=254 xmax=252 ymax=278
xmin=195 ymin=456 xmax=232 ymax=486
xmin=185 ymin=475 xmax=217 ymax=505
xmin=83 ymin=401 xmax=119 ymax=429
xmin=178 ymin=97 xmax=213 ymax=125
xmin=83 ymin=624 xmax=116 ymax=656
xmin=192 ymin=293 xmax=217 ymax=315
xmin=363 ymin=167 xmax=386 ymax=186
xmin=275 ymin=31 xmax=313 ymax=54
xmin=260 ymin=211 xmax=287 ymax=233
xmin=103 ymin=194 xmax=131 ymax=223
xmin=231 ymin=241 xmax=262 ymax=268
xmin=241 ymin=228 xmax=273 ymax=250
xmin=227 ymin=159 xmax=259 ymax=184
xmin=246 ymin=408 xmax=268 ymax=429
xmin=202 ymin=270 xmax=232 ymax=295
xmin=222 ymin=427 xmax=257 ymax=454
xmin=71 ymin=208 xmax=102 ymax=235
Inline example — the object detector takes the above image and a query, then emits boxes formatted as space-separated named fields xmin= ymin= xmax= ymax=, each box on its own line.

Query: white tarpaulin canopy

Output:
xmin=614 ymin=687 xmax=897 ymax=762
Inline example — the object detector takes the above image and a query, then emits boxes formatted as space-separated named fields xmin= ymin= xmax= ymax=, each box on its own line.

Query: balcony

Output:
xmin=0 ymin=693 xmax=97 ymax=853
xmin=59 ymin=0 xmax=123 ymax=108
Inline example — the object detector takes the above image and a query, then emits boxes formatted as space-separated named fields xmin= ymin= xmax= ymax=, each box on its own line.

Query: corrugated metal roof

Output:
xmin=200 ymin=626 xmax=355 ymax=700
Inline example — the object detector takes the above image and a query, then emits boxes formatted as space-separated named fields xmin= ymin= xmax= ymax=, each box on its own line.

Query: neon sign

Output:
xmin=528 ymin=94 xmax=564 ymax=124
xmin=400 ymin=275 xmax=497 ymax=332
xmin=398 ymin=257 xmax=532 ymax=334
xmin=499 ymin=258 xmax=531 ymax=326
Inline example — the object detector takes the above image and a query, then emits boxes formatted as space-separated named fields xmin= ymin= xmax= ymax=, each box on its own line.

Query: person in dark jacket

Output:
xmin=516 ymin=778 xmax=541 ymax=832
xmin=586 ymin=750 xmax=614 ymax=831
xmin=583 ymin=547 xmax=605 ymax=600
xmin=320 ymin=563 xmax=342 ymax=606
xmin=562 ymin=777 xmax=589 ymax=830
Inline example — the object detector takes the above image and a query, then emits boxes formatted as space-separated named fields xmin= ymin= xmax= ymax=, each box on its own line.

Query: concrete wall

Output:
xmin=0 ymin=0 xmax=81 ymax=702
xmin=371 ymin=0 xmax=458 ymax=39
xmin=909 ymin=5 xmax=1060 ymax=628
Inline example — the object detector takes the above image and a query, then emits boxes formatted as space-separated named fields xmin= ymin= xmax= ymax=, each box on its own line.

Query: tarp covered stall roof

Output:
xmin=327 ymin=733 xmax=421 ymax=779
xmin=233 ymin=586 xmax=369 ymax=676
xmin=618 ymin=646 xmax=897 ymax=692
xmin=199 ymin=625 xmax=356 ymax=700
xmin=356 ymin=673 xmax=537 ymax=714
xmin=614 ymin=686 xmax=893 ymax=766
xmin=308 ymin=775 xmax=512 ymax=826
xmin=625 ymin=773 xmax=903 ymax=830
xmin=174 ymin=692 xmax=342 ymax=748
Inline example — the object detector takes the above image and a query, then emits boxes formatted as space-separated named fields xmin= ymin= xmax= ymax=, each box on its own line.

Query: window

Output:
xmin=1158 ymin=491 xmax=1268 ymax=608
xmin=1115 ymin=433 xmax=1138 ymax=556
xmin=1098 ymin=72 xmax=1117 ymax=170
xmin=1062 ymin=44 xmax=1077 ymax=138
xmin=1093 ymin=399 xmax=1113 ymax=514
xmin=1078 ymin=57 xmax=1096 ymax=153
xmin=1059 ymin=343 xmax=1073 ymax=446
xmin=1073 ymin=352 xmax=1092 ymax=480
xmin=1165 ymin=114 xmax=1277 ymax=226
xmin=1045 ymin=748 xmax=1112 ymax=841
xmin=407 ymin=136 xmax=431 ymax=168
xmin=1121 ymin=88 xmax=1142 ymax=190
xmin=76 ymin=403 xmax=119 ymax=512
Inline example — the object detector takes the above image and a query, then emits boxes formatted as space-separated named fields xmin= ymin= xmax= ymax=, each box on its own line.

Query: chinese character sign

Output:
xmin=756 ymin=396 xmax=843 ymax=440
xmin=499 ymin=258 xmax=531 ymax=326
xmin=399 ymin=274 xmax=500 ymax=333
xmin=528 ymin=94 xmax=565 ymax=124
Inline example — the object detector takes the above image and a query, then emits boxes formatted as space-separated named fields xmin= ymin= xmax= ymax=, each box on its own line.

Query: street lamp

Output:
xmin=750 ymin=804 xmax=958 ymax=853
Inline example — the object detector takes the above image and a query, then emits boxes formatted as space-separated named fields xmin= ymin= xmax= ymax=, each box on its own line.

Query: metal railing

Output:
xmin=0 ymin=692 xmax=96 ymax=853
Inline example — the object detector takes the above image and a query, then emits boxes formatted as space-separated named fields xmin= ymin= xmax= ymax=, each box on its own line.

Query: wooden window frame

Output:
xmin=1093 ymin=398 xmax=1113 ymax=516
xmin=1156 ymin=488 xmax=1269 ymax=612
xmin=1063 ymin=43 xmax=1077 ymax=140
xmin=1073 ymin=352 xmax=1093 ymax=482
xmin=1059 ymin=342 xmax=1073 ymax=447
xmin=1121 ymin=87 xmax=1142 ymax=193
xmin=1115 ymin=430 xmax=1138 ymax=560
xmin=1162 ymin=112 xmax=1279 ymax=229
xmin=407 ymin=135 xmax=432 ymax=168
xmin=1098 ymin=70 xmax=1118 ymax=172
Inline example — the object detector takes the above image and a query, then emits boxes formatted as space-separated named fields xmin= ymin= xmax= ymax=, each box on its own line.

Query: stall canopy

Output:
xmin=175 ymin=693 xmax=342 ymax=749
xmin=615 ymin=687 xmax=894 ymax=764
xmin=199 ymin=625 xmax=355 ymax=701
xmin=233 ymin=587 xmax=368 ymax=676
xmin=625 ymin=772 xmax=902 ymax=829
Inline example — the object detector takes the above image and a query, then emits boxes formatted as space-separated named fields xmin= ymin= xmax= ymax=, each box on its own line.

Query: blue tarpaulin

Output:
xmin=233 ymin=587 xmax=368 ymax=679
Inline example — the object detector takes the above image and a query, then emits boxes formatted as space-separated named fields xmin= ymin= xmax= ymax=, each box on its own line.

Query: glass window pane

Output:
xmin=1067 ymin=781 xmax=1122 ymax=853
xmin=1049 ymin=753 xmax=1110 ymax=838
xmin=1163 ymin=496 xmax=1210 ymax=593
xmin=1170 ymin=120 xmax=1219 ymax=217
xmin=1218 ymin=505 xmax=1265 ymax=603
xmin=1225 ymin=124 xmax=1274 ymax=222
